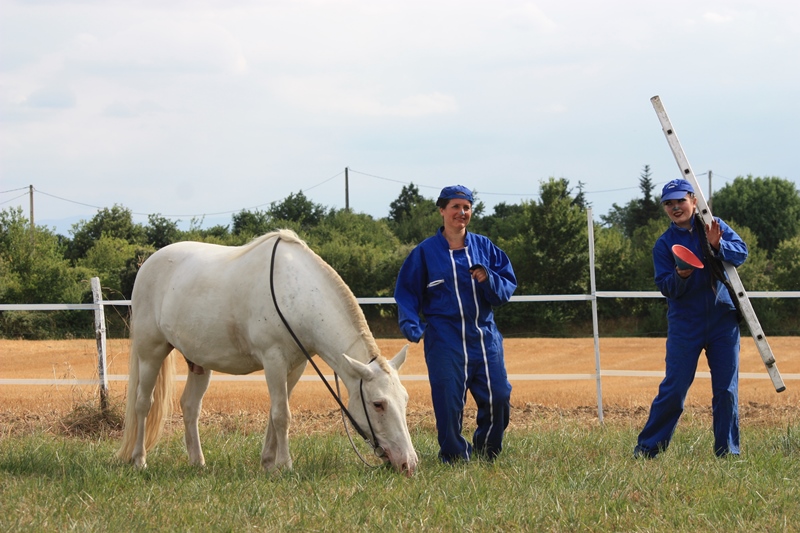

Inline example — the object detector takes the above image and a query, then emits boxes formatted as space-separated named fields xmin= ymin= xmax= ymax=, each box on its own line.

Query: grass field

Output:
xmin=1 ymin=338 xmax=799 ymax=531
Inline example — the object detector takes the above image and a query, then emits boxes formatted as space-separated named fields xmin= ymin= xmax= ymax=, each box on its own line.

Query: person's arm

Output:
xmin=709 ymin=217 xmax=748 ymax=267
xmin=654 ymin=238 xmax=692 ymax=299
xmin=394 ymin=249 xmax=426 ymax=342
xmin=471 ymin=243 xmax=517 ymax=306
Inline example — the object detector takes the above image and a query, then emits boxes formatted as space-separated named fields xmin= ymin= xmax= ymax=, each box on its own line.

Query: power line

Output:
xmin=3 ymin=168 xmax=720 ymax=223
xmin=5 ymin=171 xmax=348 ymax=221
xmin=0 ymin=186 xmax=31 ymax=194
xmin=349 ymin=168 xmax=651 ymax=197
xmin=35 ymin=188 xmax=272 ymax=218
xmin=0 ymin=191 xmax=29 ymax=207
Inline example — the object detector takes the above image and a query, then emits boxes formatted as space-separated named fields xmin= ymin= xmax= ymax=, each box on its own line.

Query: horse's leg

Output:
xmin=262 ymin=360 xmax=306 ymax=468
xmin=131 ymin=357 xmax=167 ymax=469
xmin=181 ymin=369 xmax=213 ymax=466
xmin=262 ymin=360 xmax=305 ymax=472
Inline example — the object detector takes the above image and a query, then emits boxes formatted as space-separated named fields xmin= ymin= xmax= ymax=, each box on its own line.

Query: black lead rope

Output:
xmin=695 ymin=214 xmax=743 ymax=323
xmin=336 ymin=374 xmax=386 ymax=465
xmin=268 ymin=237 xmax=385 ymax=459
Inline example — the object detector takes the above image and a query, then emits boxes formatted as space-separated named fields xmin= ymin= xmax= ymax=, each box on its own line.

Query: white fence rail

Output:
xmin=3 ymin=210 xmax=799 ymax=420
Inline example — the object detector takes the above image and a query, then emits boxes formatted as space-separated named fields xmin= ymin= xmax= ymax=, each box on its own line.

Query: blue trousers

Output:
xmin=427 ymin=351 xmax=512 ymax=462
xmin=637 ymin=314 xmax=740 ymax=457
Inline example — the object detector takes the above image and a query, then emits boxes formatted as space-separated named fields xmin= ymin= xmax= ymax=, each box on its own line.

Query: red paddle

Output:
xmin=671 ymin=244 xmax=704 ymax=269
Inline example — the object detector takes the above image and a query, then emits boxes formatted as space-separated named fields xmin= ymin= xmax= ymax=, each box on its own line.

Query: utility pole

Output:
xmin=29 ymin=185 xmax=35 ymax=248
xmin=345 ymin=167 xmax=350 ymax=211
xmin=707 ymin=170 xmax=713 ymax=210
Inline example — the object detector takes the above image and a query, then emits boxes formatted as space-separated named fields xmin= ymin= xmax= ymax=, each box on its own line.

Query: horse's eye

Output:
xmin=373 ymin=401 xmax=385 ymax=411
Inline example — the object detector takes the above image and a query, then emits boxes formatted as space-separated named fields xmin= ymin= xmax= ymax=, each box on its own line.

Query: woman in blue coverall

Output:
xmin=635 ymin=178 xmax=748 ymax=458
xmin=394 ymin=185 xmax=517 ymax=463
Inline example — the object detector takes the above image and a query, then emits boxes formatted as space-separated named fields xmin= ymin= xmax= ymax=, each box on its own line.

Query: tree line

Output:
xmin=2 ymin=170 xmax=799 ymax=339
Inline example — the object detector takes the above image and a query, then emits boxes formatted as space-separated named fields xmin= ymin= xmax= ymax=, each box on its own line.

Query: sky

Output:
xmin=1 ymin=0 xmax=799 ymax=235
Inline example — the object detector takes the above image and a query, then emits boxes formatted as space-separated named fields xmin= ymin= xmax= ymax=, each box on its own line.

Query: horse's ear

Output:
xmin=388 ymin=344 xmax=409 ymax=371
xmin=341 ymin=353 xmax=372 ymax=379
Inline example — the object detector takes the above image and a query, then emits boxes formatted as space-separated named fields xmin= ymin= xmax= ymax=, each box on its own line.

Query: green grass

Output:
xmin=2 ymin=420 xmax=799 ymax=532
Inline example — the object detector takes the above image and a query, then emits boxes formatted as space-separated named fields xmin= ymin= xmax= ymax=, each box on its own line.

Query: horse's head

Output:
xmin=341 ymin=345 xmax=418 ymax=476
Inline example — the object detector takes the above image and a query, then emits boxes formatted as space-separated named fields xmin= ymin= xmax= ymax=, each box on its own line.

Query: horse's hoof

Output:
xmin=263 ymin=460 xmax=292 ymax=475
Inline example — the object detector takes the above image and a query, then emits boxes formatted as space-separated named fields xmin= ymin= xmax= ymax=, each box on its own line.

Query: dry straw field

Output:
xmin=2 ymin=337 xmax=798 ymax=435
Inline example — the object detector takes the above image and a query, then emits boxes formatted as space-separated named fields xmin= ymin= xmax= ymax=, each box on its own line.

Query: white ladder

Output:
xmin=651 ymin=95 xmax=785 ymax=393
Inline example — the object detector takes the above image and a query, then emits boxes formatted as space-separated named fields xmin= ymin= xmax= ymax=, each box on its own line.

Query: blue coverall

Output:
xmin=636 ymin=216 xmax=747 ymax=457
xmin=394 ymin=228 xmax=517 ymax=462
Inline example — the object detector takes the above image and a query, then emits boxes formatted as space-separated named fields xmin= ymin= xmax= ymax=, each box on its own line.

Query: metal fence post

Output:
xmin=587 ymin=209 xmax=604 ymax=423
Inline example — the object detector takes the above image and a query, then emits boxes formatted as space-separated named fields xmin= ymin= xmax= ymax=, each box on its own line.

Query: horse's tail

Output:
xmin=116 ymin=344 xmax=176 ymax=461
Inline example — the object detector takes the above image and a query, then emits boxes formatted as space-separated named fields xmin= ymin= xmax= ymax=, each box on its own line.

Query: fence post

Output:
xmin=587 ymin=209 xmax=604 ymax=423
xmin=91 ymin=277 xmax=109 ymax=411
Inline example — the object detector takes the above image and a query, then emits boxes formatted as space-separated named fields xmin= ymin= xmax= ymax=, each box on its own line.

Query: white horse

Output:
xmin=116 ymin=229 xmax=417 ymax=475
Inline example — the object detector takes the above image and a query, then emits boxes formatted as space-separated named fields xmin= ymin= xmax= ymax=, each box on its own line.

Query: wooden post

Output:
xmin=29 ymin=185 xmax=35 ymax=248
xmin=345 ymin=167 xmax=350 ymax=211
xmin=91 ymin=277 xmax=109 ymax=411
xmin=708 ymin=169 xmax=713 ymax=210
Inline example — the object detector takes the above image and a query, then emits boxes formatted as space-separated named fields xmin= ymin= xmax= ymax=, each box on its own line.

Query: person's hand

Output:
xmin=706 ymin=219 xmax=722 ymax=251
xmin=470 ymin=266 xmax=487 ymax=283
xmin=676 ymin=266 xmax=694 ymax=278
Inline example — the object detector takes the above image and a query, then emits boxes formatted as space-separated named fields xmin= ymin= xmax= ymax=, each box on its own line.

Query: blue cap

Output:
xmin=661 ymin=179 xmax=694 ymax=202
xmin=438 ymin=185 xmax=473 ymax=204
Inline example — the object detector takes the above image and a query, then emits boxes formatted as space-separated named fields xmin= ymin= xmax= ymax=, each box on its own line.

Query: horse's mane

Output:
xmin=245 ymin=229 xmax=383 ymax=362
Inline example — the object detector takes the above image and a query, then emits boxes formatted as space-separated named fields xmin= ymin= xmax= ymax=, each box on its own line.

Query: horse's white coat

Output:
xmin=116 ymin=229 xmax=417 ymax=475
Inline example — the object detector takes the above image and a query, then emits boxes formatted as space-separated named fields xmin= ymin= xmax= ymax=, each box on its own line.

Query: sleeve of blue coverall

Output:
xmin=394 ymin=248 xmax=426 ymax=343
xmin=653 ymin=239 xmax=692 ymax=299
xmin=473 ymin=244 xmax=517 ymax=306
xmin=714 ymin=218 xmax=748 ymax=267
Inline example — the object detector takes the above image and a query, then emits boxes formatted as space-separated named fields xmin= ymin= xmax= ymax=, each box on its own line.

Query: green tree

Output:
xmin=145 ymin=214 xmax=181 ymax=249
xmin=601 ymin=165 xmax=661 ymax=237
xmin=771 ymin=236 xmax=800 ymax=327
xmin=501 ymin=178 xmax=589 ymax=334
xmin=390 ymin=200 xmax=440 ymax=244
xmin=572 ymin=181 xmax=590 ymax=210
xmin=268 ymin=191 xmax=328 ymax=228
xmin=66 ymin=205 xmax=146 ymax=261
xmin=772 ymin=236 xmax=800 ymax=291
xmin=470 ymin=202 xmax=527 ymax=243
xmin=119 ymin=245 xmax=157 ymax=300
xmin=711 ymin=176 xmax=800 ymax=256
xmin=388 ymin=183 xmax=426 ymax=223
xmin=734 ymin=225 xmax=772 ymax=292
xmin=0 ymin=207 xmax=92 ymax=338
xmin=306 ymin=210 xmax=406 ymax=325
xmin=180 ymin=217 xmax=230 ymax=244
xmin=231 ymin=209 xmax=271 ymax=237
xmin=79 ymin=234 xmax=141 ymax=298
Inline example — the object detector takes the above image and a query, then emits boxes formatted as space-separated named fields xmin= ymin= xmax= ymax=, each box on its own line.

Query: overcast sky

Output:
xmin=2 ymin=0 xmax=798 ymax=234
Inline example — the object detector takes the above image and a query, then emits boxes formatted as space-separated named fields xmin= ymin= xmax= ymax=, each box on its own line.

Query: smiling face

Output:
xmin=662 ymin=193 xmax=697 ymax=229
xmin=439 ymin=198 xmax=473 ymax=233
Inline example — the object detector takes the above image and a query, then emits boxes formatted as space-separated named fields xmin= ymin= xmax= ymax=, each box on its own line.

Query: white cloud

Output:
xmin=271 ymin=75 xmax=457 ymax=117
xmin=70 ymin=17 xmax=248 ymax=75
xmin=703 ymin=11 xmax=734 ymax=24
xmin=1 ymin=0 xmax=799 ymax=227
xmin=102 ymin=99 xmax=165 ymax=118
xmin=24 ymin=84 xmax=76 ymax=108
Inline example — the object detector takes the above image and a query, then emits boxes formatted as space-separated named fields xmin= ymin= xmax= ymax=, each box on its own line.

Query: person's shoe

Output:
xmin=473 ymin=446 xmax=500 ymax=463
xmin=715 ymin=449 xmax=740 ymax=458
xmin=633 ymin=445 xmax=657 ymax=459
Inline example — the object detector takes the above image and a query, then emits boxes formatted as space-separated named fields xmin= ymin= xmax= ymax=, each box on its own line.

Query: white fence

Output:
xmin=2 ymin=210 xmax=800 ymax=420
